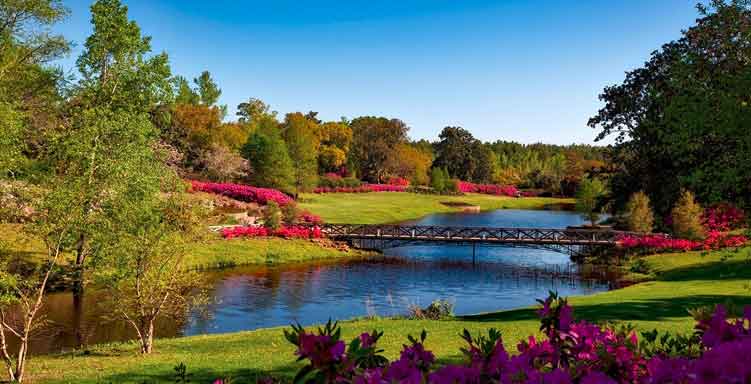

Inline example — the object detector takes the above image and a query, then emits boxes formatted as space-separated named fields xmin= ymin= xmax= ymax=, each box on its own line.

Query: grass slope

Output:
xmin=27 ymin=247 xmax=751 ymax=383
xmin=299 ymin=193 xmax=573 ymax=224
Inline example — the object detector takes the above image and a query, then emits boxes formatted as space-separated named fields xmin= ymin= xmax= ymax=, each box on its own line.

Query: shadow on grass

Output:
xmin=101 ymin=364 xmax=299 ymax=384
xmin=462 ymin=294 xmax=751 ymax=324
xmin=656 ymin=258 xmax=751 ymax=282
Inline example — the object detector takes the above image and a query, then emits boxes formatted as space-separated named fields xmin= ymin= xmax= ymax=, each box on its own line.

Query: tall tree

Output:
xmin=432 ymin=126 xmax=480 ymax=181
xmin=241 ymin=132 xmax=294 ymax=191
xmin=237 ymin=97 xmax=275 ymax=124
xmin=193 ymin=70 xmax=221 ymax=106
xmin=173 ymin=75 xmax=198 ymax=105
xmin=350 ymin=116 xmax=408 ymax=182
xmin=317 ymin=121 xmax=352 ymax=173
xmin=576 ymin=178 xmax=606 ymax=226
xmin=281 ymin=112 xmax=319 ymax=195
xmin=589 ymin=0 xmax=751 ymax=214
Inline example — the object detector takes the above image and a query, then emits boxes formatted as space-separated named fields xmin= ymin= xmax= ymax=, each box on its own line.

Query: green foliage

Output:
xmin=639 ymin=329 xmax=702 ymax=358
xmin=281 ymin=202 xmax=301 ymax=226
xmin=0 ymin=103 xmax=24 ymax=176
xmin=430 ymin=167 xmax=449 ymax=193
xmin=76 ymin=0 xmax=172 ymax=110
xmin=625 ymin=191 xmax=655 ymax=233
xmin=589 ymin=0 xmax=751 ymax=214
xmin=263 ymin=201 xmax=282 ymax=231
xmin=629 ymin=258 xmax=651 ymax=275
xmin=576 ymin=178 xmax=606 ymax=225
xmin=241 ymin=132 xmax=294 ymax=192
xmin=194 ymin=70 xmax=221 ymax=106
xmin=408 ymin=299 xmax=454 ymax=320
xmin=433 ymin=126 xmax=480 ymax=181
xmin=237 ymin=97 xmax=276 ymax=124
xmin=671 ymin=190 xmax=706 ymax=240
xmin=350 ymin=116 xmax=408 ymax=182
xmin=282 ymin=113 xmax=319 ymax=195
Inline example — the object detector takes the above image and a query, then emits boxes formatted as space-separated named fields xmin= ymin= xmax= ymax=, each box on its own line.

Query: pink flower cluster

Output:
xmin=220 ymin=225 xmax=323 ymax=239
xmin=277 ymin=293 xmax=751 ymax=384
xmin=619 ymin=231 xmax=748 ymax=252
xmin=189 ymin=180 xmax=292 ymax=206
xmin=313 ymin=184 xmax=407 ymax=194
xmin=301 ymin=211 xmax=323 ymax=224
xmin=703 ymin=203 xmax=746 ymax=231
xmin=387 ymin=177 xmax=410 ymax=187
xmin=458 ymin=181 xmax=519 ymax=197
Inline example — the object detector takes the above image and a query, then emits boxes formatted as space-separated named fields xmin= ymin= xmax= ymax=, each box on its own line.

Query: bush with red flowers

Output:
xmin=189 ymin=180 xmax=293 ymax=206
xmin=313 ymin=184 xmax=407 ymax=194
xmin=458 ymin=181 xmax=519 ymax=197
xmin=387 ymin=177 xmax=410 ymax=187
xmin=220 ymin=225 xmax=323 ymax=239
xmin=703 ymin=203 xmax=746 ymax=231
xmin=618 ymin=231 xmax=747 ymax=252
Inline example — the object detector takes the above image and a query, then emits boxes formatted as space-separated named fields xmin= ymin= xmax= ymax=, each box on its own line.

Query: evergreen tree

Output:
xmin=241 ymin=132 xmax=294 ymax=192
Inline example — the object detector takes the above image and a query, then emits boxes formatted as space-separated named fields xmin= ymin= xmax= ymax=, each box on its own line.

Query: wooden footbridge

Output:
xmin=305 ymin=224 xmax=633 ymax=259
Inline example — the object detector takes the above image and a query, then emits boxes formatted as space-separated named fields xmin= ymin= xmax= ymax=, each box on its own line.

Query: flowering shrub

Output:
xmin=313 ymin=184 xmax=407 ymax=194
xmin=301 ymin=211 xmax=323 ymax=224
xmin=220 ymin=225 xmax=323 ymax=239
xmin=277 ymin=292 xmax=751 ymax=384
xmin=703 ymin=203 xmax=746 ymax=231
xmin=458 ymin=181 xmax=519 ymax=197
xmin=189 ymin=180 xmax=292 ymax=206
xmin=387 ymin=177 xmax=410 ymax=187
xmin=619 ymin=231 xmax=747 ymax=252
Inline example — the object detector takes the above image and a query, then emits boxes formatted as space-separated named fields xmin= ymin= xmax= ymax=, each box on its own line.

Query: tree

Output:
xmin=430 ymin=167 xmax=450 ymax=193
xmin=75 ymin=0 xmax=172 ymax=110
xmin=472 ymin=144 xmax=499 ymax=184
xmin=576 ymin=178 xmax=606 ymax=226
xmin=281 ymin=112 xmax=319 ymax=196
xmin=173 ymin=75 xmax=199 ymax=105
xmin=196 ymin=144 xmax=249 ymax=182
xmin=97 ymin=187 xmax=205 ymax=354
xmin=624 ymin=191 xmax=655 ymax=233
xmin=350 ymin=116 xmax=408 ymax=182
xmin=433 ymin=126 xmax=481 ymax=181
xmin=317 ymin=121 xmax=352 ymax=173
xmin=236 ymin=97 xmax=275 ymax=124
xmin=169 ymin=103 xmax=223 ymax=164
xmin=241 ymin=132 xmax=294 ymax=191
xmin=589 ymin=0 xmax=751 ymax=214
xmin=193 ymin=70 xmax=221 ymax=106
xmin=263 ymin=201 xmax=282 ymax=230
xmin=671 ymin=190 xmax=706 ymax=240
xmin=389 ymin=144 xmax=432 ymax=186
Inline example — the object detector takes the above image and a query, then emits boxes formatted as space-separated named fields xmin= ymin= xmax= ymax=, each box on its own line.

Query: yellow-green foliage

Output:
xmin=625 ymin=191 xmax=655 ymax=233
xmin=671 ymin=190 xmax=705 ymax=240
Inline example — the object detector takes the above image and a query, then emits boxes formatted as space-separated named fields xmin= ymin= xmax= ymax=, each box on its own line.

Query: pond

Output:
xmin=25 ymin=209 xmax=616 ymax=354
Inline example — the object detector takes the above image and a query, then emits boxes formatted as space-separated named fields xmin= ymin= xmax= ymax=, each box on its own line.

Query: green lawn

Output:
xmin=26 ymin=247 xmax=751 ymax=383
xmin=299 ymin=192 xmax=573 ymax=224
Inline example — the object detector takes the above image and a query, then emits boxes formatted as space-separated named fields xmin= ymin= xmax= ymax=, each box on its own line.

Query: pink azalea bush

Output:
xmin=314 ymin=184 xmax=407 ymax=194
xmin=189 ymin=180 xmax=293 ymax=206
xmin=618 ymin=231 xmax=747 ymax=252
xmin=387 ymin=177 xmax=410 ymax=187
xmin=220 ymin=225 xmax=323 ymax=239
xmin=458 ymin=181 xmax=519 ymax=197
xmin=276 ymin=292 xmax=751 ymax=384
xmin=702 ymin=203 xmax=746 ymax=232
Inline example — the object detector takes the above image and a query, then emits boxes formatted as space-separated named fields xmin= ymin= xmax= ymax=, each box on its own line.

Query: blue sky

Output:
xmin=54 ymin=0 xmax=699 ymax=144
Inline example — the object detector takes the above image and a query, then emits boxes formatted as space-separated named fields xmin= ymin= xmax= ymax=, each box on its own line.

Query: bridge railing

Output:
xmin=300 ymin=224 xmax=638 ymax=245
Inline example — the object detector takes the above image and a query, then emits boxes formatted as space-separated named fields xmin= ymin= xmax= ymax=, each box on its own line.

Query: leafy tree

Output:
xmin=173 ymin=75 xmax=199 ymax=104
xmin=389 ymin=143 xmax=432 ymax=186
xmin=75 ymin=0 xmax=172 ymax=110
xmin=169 ymin=103 xmax=223 ymax=163
xmin=317 ymin=121 xmax=352 ymax=173
xmin=671 ymin=190 xmax=706 ymax=240
xmin=350 ymin=116 xmax=408 ymax=182
xmin=241 ymin=132 xmax=294 ymax=191
xmin=430 ymin=167 xmax=453 ymax=193
xmin=263 ymin=201 xmax=282 ymax=230
xmin=576 ymin=178 xmax=606 ymax=225
xmin=589 ymin=0 xmax=751 ymax=214
xmin=96 ymin=186 xmax=206 ymax=354
xmin=472 ymin=144 xmax=499 ymax=184
xmin=433 ymin=126 xmax=480 ymax=181
xmin=236 ymin=97 xmax=275 ymax=124
xmin=194 ymin=70 xmax=221 ymax=106
xmin=196 ymin=144 xmax=249 ymax=182
xmin=281 ymin=202 xmax=301 ymax=226
xmin=281 ymin=112 xmax=319 ymax=195
xmin=625 ymin=191 xmax=655 ymax=233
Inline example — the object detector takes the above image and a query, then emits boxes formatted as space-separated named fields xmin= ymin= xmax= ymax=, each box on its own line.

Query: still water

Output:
xmin=29 ymin=209 xmax=614 ymax=354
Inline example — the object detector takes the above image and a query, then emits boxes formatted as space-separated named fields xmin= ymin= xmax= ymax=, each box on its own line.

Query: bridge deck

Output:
xmin=307 ymin=224 xmax=634 ymax=247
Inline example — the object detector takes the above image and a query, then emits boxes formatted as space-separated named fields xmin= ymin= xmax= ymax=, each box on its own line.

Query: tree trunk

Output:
xmin=139 ymin=321 xmax=155 ymax=354
xmin=72 ymin=290 xmax=85 ymax=349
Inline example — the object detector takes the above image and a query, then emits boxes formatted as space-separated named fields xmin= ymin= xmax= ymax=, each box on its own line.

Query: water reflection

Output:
xmin=23 ymin=209 xmax=615 ymax=354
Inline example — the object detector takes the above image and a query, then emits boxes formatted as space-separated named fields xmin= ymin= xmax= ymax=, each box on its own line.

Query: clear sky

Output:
xmin=53 ymin=0 xmax=700 ymax=144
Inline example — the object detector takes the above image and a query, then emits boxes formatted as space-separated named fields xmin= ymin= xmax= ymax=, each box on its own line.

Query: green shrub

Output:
xmin=262 ymin=201 xmax=282 ymax=230
xmin=281 ymin=202 xmax=300 ymax=226
xmin=629 ymin=258 xmax=651 ymax=275
xmin=671 ymin=190 xmax=705 ymax=240
xmin=625 ymin=191 xmax=655 ymax=233
xmin=408 ymin=299 xmax=454 ymax=320
xmin=576 ymin=178 xmax=606 ymax=225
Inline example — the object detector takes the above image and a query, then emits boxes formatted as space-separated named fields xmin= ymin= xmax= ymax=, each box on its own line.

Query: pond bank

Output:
xmin=24 ymin=247 xmax=751 ymax=383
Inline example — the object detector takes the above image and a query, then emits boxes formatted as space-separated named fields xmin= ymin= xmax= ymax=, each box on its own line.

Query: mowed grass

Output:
xmin=298 ymin=192 xmax=574 ymax=224
xmin=26 ymin=247 xmax=751 ymax=383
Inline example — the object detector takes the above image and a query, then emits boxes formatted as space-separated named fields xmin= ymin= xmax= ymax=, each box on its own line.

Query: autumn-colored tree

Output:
xmin=625 ymin=191 xmax=655 ymax=233
xmin=213 ymin=122 xmax=253 ymax=151
xmin=671 ymin=190 xmax=705 ymax=240
xmin=317 ymin=121 xmax=352 ymax=172
xmin=170 ymin=103 xmax=223 ymax=162
xmin=389 ymin=144 xmax=432 ymax=186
